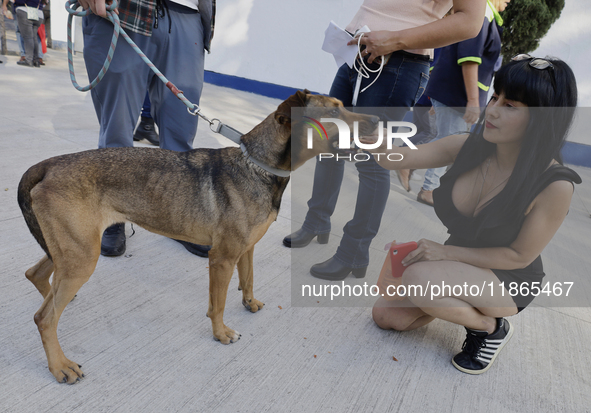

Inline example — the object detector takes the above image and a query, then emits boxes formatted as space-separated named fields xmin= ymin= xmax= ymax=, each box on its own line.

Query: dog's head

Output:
xmin=278 ymin=91 xmax=379 ymax=170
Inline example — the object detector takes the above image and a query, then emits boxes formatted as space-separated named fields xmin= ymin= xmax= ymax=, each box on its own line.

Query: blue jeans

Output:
xmin=422 ymin=98 xmax=469 ymax=191
xmin=303 ymin=53 xmax=430 ymax=267
xmin=83 ymin=7 xmax=204 ymax=151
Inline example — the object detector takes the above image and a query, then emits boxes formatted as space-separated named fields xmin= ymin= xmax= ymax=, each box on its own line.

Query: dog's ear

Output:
xmin=275 ymin=90 xmax=309 ymax=125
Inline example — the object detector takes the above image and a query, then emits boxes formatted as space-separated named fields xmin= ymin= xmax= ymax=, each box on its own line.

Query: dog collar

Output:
xmin=201 ymin=118 xmax=291 ymax=178
xmin=240 ymin=144 xmax=291 ymax=178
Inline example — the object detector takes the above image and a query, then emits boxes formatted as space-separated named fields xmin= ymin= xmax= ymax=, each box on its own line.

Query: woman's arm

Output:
xmin=363 ymin=132 xmax=468 ymax=171
xmin=402 ymin=180 xmax=575 ymax=270
xmin=351 ymin=0 xmax=486 ymax=64
xmin=461 ymin=62 xmax=480 ymax=125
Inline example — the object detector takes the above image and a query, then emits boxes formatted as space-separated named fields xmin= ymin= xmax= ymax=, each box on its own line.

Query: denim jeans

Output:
xmin=302 ymin=53 xmax=430 ymax=267
xmin=422 ymin=98 xmax=469 ymax=191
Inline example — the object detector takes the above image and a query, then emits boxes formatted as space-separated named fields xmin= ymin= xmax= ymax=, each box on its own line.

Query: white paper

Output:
xmin=322 ymin=21 xmax=358 ymax=68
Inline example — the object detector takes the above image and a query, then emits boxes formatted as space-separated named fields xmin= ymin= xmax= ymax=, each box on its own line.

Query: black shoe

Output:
xmin=452 ymin=318 xmax=513 ymax=375
xmin=283 ymin=228 xmax=329 ymax=248
xmin=101 ymin=223 xmax=126 ymax=257
xmin=310 ymin=256 xmax=367 ymax=281
xmin=133 ymin=116 xmax=160 ymax=146
xmin=174 ymin=240 xmax=211 ymax=258
xmin=17 ymin=60 xmax=34 ymax=67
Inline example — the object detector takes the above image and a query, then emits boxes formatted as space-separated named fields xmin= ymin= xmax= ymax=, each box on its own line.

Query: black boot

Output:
xmin=101 ymin=223 xmax=126 ymax=257
xmin=283 ymin=228 xmax=329 ymax=248
xmin=133 ymin=116 xmax=160 ymax=146
xmin=174 ymin=240 xmax=211 ymax=258
xmin=310 ymin=256 xmax=367 ymax=281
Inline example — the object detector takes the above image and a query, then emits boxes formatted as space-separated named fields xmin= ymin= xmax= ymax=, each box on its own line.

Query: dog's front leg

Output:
xmin=237 ymin=247 xmax=264 ymax=312
xmin=207 ymin=250 xmax=241 ymax=344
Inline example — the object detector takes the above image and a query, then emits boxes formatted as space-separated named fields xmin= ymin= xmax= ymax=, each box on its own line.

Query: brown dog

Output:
xmin=17 ymin=90 xmax=378 ymax=384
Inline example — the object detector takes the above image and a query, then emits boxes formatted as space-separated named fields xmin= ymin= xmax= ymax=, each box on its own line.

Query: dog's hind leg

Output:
xmin=207 ymin=248 xmax=242 ymax=344
xmin=237 ymin=247 xmax=264 ymax=313
xmin=26 ymin=254 xmax=54 ymax=298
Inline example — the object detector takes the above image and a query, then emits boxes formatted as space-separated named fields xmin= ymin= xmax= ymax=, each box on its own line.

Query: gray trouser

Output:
xmin=82 ymin=9 xmax=205 ymax=151
xmin=16 ymin=9 xmax=42 ymax=65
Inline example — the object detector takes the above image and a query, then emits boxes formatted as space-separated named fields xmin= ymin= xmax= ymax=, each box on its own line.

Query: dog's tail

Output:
xmin=17 ymin=161 xmax=52 ymax=261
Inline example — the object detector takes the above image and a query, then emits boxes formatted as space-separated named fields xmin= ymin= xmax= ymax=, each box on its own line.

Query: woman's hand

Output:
xmin=463 ymin=101 xmax=480 ymax=125
xmin=348 ymin=31 xmax=399 ymax=64
xmin=402 ymin=239 xmax=450 ymax=266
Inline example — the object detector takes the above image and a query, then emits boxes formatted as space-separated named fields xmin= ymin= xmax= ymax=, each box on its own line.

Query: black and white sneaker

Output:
xmin=452 ymin=318 xmax=513 ymax=375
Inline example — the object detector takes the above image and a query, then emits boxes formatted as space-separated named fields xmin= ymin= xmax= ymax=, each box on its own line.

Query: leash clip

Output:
xmin=187 ymin=105 xmax=222 ymax=133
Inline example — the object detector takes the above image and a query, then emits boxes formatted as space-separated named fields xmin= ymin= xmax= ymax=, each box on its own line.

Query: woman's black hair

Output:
xmin=446 ymin=57 xmax=578 ymax=223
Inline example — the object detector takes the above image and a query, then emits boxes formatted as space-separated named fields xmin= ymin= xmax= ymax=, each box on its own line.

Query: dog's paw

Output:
xmin=213 ymin=326 xmax=241 ymax=344
xmin=242 ymin=298 xmax=264 ymax=313
xmin=49 ymin=358 xmax=85 ymax=384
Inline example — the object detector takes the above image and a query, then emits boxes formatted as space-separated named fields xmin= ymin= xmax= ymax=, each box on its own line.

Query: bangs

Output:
xmin=493 ymin=60 xmax=555 ymax=107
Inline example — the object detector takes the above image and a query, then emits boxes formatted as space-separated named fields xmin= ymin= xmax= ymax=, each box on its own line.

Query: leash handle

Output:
xmin=65 ymin=0 xmax=120 ymax=92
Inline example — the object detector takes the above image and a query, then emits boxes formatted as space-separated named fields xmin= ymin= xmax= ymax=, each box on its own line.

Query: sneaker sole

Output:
xmin=451 ymin=320 xmax=514 ymax=375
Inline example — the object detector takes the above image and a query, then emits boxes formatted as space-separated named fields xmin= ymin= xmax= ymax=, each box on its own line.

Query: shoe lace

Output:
xmin=461 ymin=332 xmax=487 ymax=358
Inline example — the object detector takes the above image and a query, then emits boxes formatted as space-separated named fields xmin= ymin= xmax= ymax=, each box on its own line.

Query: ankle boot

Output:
xmin=310 ymin=256 xmax=367 ymax=281
xmin=174 ymin=240 xmax=211 ymax=258
xmin=101 ymin=223 xmax=126 ymax=257
xmin=133 ymin=116 xmax=160 ymax=146
xmin=283 ymin=228 xmax=329 ymax=248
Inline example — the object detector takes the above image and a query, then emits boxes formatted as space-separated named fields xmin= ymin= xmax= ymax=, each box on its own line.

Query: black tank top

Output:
xmin=433 ymin=164 xmax=582 ymax=249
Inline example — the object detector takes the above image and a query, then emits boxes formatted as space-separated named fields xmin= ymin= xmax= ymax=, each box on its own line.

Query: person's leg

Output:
xmin=37 ymin=32 xmax=43 ymax=60
xmin=372 ymin=297 xmax=435 ymax=331
xmin=141 ymin=93 xmax=152 ymax=118
xmin=299 ymin=63 xmax=352 ymax=236
xmin=145 ymin=5 xmax=210 ymax=257
xmin=409 ymin=104 xmax=436 ymax=146
xmin=400 ymin=260 xmax=518 ymax=374
xmin=31 ymin=19 xmax=41 ymax=64
xmin=82 ymin=14 xmax=151 ymax=255
xmin=400 ymin=260 xmax=518 ymax=330
xmin=83 ymin=14 xmax=149 ymax=148
xmin=16 ymin=24 xmax=26 ymax=59
xmin=396 ymin=103 xmax=435 ymax=192
xmin=421 ymin=99 xmax=469 ymax=192
xmin=147 ymin=5 xmax=203 ymax=152
xmin=16 ymin=10 xmax=35 ymax=65
xmin=333 ymin=56 xmax=430 ymax=269
xmin=133 ymin=92 xmax=160 ymax=145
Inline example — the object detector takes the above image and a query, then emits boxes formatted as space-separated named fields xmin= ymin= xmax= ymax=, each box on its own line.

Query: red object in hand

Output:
xmin=389 ymin=241 xmax=418 ymax=278
xmin=377 ymin=241 xmax=418 ymax=301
